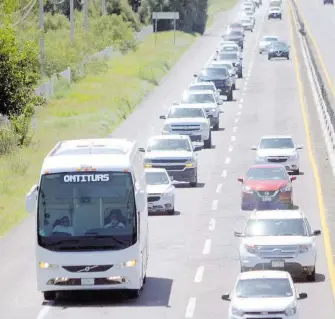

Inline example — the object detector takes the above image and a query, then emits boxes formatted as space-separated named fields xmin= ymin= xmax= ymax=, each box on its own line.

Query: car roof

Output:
xmin=148 ymin=135 xmax=191 ymax=141
xmin=262 ymin=35 xmax=279 ymax=39
xmin=260 ymin=135 xmax=293 ymax=139
xmin=249 ymin=209 xmax=304 ymax=220
xmin=145 ymin=168 xmax=168 ymax=174
xmin=189 ymin=82 xmax=215 ymax=87
xmin=212 ymin=61 xmax=233 ymax=65
xmin=238 ymin=270 xmax=290 ymax=280
xmin=173 ymin=103 xmax=206 ymax=109
xmin=183 ymin=90 xmax=214 ymax=95
xmin=248 ymin=164 xmax=286 ymax=169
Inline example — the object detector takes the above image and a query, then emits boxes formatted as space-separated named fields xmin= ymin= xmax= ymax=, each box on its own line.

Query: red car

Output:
xmin=237 ymin=164 xmax=296 ymax=210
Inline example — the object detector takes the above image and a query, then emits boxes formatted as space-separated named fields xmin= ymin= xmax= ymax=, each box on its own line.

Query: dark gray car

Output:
xmin=223 ymin=30 xmax=244 ymax=50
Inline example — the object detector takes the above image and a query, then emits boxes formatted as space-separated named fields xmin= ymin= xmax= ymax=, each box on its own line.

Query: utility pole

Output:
xmin=70 ymin=0 xmax=74 ymax=42
xmin=39 ymin=0 xmax=45 ymax=76
xmin=84 ymin=0 xmax=88 ymax=30
xmin=102 ymin=0 xmax=106 ymax=15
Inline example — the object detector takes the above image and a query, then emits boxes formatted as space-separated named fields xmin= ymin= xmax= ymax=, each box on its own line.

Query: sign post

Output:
xmin=152 ymin=12 xmax=180 ymax=45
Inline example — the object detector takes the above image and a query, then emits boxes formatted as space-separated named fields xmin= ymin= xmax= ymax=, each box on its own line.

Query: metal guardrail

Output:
xmin=35 ymin=25 xmax=153 ymax=100
xmin=290 ymin=0 xmax=335 ymax=141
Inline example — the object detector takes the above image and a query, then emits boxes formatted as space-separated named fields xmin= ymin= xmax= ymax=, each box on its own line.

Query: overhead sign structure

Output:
xmin=152 ymin=12 xmax=180 ymax=45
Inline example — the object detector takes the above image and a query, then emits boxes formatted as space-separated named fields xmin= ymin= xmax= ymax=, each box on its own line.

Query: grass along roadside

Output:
xmin=0 ymin=31 xmax=197 ymax=237
xmin=207 ymin=0 xmax=238 ymax=28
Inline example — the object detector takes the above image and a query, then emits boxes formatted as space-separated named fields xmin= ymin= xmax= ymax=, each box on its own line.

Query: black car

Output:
xmin=223 ymin=31 xmax=244 ymax=50
xmin=324 ymin=0 xmax=333 ymax=4
xmin=194 ymin=67 xmax=233 ymax=101
xmin=268 ymin=41 xmax=290 ymax=60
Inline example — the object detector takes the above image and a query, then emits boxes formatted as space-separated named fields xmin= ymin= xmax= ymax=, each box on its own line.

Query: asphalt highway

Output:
xmin=0 ymin=1 xmax=335 ymax=318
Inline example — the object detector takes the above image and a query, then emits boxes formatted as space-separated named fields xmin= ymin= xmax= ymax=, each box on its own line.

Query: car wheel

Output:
xmin=259 ymin=50 xmax=262 ymax=54
xmin=190 ymin=173 xmax=198 ymax=187
xmin=232 ymin=83 xmax=236 ymax=90
xmin=227 ymin=90 xmax=233 ymax=101
xmin=287 ymin=54 xmax=290 ymax=60
xmin=306 ymin=268 xmax=316 ymax=282
xmin=204 ymin=131 xmax=212 ymax=148
xmin=128 ymin=289 xmax=141 ymax=299
xmin=238 ymin=72 xmax=243 ymax=79
xmin=213 ymin=121 xmax=219 ymax=131
xmin=43 ymin=291 xmax=56 ymax=301
xmin=167 ymin=208 xmax=175 ymax=215
xmin=293 ymin=169 xmax=299 ymax=175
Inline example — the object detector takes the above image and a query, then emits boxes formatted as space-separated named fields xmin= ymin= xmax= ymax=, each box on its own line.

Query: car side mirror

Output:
xmin=213 ymin=57 xmax=217 ymax=61
xmin=218 ymin=100 xmax=223 ymax=105
xmin=159 ymin=115 xmax=166 ymax=119
xmin=234 ymin=231 xmax=243 ymax=237
xmin=26 ymin=184 xmax=38 ymax=213
xmin=296 ymin=144 xmax=303 ymax=150
xmin=217 ymin=89 xmax=222 ymax=93
xmin=251 ymin=146 xmax=257 ymax=150
xmin=172 ymin=101 xmax=179 ymax=105
xmin=298 ymin=292 xmax=308 ymax=300
xmin=313 ymin=230 xmax=321 ymax=236
xmin=139 ymin=147 xmax=145 ymax=152
xmin=237 ymin=177 xmax=244 ymax=183
xmin=290 ymin=176 xmax=297 ymax=181
xmin=193 ymin=74 xmax=198 ymax=77
xmin=221 ymin=293 xmax=230 ymax=301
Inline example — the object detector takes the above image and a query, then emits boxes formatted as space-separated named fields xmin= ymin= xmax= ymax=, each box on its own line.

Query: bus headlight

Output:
xmin=39 ymin=262 xmax=58 ymax=269
xmin=117 ymin=260 xmax=137 ymax=268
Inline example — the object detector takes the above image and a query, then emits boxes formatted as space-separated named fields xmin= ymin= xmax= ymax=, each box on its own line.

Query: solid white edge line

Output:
xmin=202 ymin=239 xmax=211 ymax=255
xmin=185 ymin=297 xmax=197 ymax=318
xmin=194 ymin=266 xmax=205 ymax=283
xmin=209 ymin=218 xmax=216 ymax=231
xmin=36 ymin=306 xmax=51 ymax=319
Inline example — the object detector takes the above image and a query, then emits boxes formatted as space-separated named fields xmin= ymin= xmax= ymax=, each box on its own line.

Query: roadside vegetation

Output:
xmin=0 ymin=0 xmax=237 ymax=236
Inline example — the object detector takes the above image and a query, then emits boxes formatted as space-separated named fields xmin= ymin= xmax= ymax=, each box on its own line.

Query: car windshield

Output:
xmin=241 ymin=19 xmax=251 ymax=23
xmin=270 ymin=7 xmax=281 ymax=11
xmin=231 ymin=23 xmax=242 ymax=28
xmin=37 ymin=172 xmax=136 ymax=251
xmin=245 ymin=218 xmax=308 ymax=236
xmin=246 ymin=167 xmax=287 ymax=180
xmin=222 ymin=46 xmax=238 ymax=52
xmin=259 ymin=138 xmax=294 ymax=149
xmin=235 ymin=278 xmax=293 ymax=298
xmin=271 ymin=41 xmax=287 ymax=49
xmin=167 ymin=107 xmax=205 ymax=118
xmin=145 ymin=171 xmax=170 ymax=185
xmin=189 ymin=85 xmax=215 ymax=91
xmin=214 ymin=63 xmax=233 ymax=71
xmin=147 ymin=138 xmax=191 ymax=152
xmin=200 ymin=67 xmax=228 ymax=78
xmin=263 ymin=37 xmax=278 ymax=42
xmin=181 ymin=93 xmax=215 ymax=104
xmin=219 ymin=53 xmax=238 ymax=60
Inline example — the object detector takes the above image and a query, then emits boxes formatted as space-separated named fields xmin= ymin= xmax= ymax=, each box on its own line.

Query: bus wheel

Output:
xmin=43 ymin=291 xmax=56 ymax=301
xmin=128 ymin=289 xmax=141 ymax=299
xmin=143 ymin=274 xmax=147 ymax=284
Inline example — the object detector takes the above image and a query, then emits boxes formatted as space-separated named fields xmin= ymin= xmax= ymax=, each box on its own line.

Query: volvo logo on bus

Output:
xmin=264 ymin=191 xmax=270 ymax=196
xmin=78 ymin=266 xmax=99 ymax=272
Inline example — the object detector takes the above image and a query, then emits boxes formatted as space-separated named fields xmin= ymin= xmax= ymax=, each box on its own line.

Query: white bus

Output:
xmin=25 ymin=138 xmax=149 ymax=301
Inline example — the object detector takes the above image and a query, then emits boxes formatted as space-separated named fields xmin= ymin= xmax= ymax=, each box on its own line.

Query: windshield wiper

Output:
xmin=84 ymin=234 xmax=129 ymax=246
xmin=45 ymin=239 xmax=81 ymax=247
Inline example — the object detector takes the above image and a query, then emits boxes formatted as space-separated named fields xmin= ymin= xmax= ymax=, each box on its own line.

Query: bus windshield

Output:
xmin=37 ymin=171 xmax=137 ymax=251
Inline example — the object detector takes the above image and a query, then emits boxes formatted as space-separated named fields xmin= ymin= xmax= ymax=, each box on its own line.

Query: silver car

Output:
xmin=251 ymin=135 xmax=303 ymax=174
xmin=258 ymin=35 xmax=279 ymax=54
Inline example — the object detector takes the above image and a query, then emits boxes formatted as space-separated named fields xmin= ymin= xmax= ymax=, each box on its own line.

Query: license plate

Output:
xmin=272 ymin=260 xmax=284 ymax=268
xmin=262 ymin=196 xmax=272 ymax=202
xmin=81 ymin=278 xmax=94 ymax=285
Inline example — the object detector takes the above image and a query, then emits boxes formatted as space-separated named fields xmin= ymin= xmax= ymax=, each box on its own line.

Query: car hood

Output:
xmin=244 ymin=179 xmax=288 ymax=191
xmin=147 ymin=184 xmax=171 ymax=194
xmin=259 ymin=41 xmax=272 ymax=47
xmin=181 ymin=102 xmax=217 ymax=109
xmin=242 ymin=236 xmax=313 ymax=246
xmin=219 ymin=58 xmax=240 ymax=64
xmin=257 ymin=149 xmax=297 ymax=157
xmin=144 ymin=150 xmax=193 ymax=160
xmin=232 ymin=297 xmax=294 ymax=312
xmin=164 ymin=118 xmax=208 ymax=125
xmin=225 ymin=36 xmax=243 ymax=41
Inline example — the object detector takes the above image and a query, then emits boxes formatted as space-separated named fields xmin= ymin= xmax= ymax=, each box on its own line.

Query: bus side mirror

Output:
xmin=26 ymin=184 xmax=38 ymax=214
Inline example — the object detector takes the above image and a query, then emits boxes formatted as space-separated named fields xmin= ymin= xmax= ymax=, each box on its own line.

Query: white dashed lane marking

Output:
xmin=194 ymin=266 xmax=205 ymax=283
xmin=216 ymin=184 xmax=223 ymax=193
xmin=212 ymin=200 xmax=218 ymax=210
xmin=209 ymin=218 xmax=216 ymax=231
xmin=233 ymin=126 xmax=237 ymax=132
xmin=185 ymin=297 xmax=197 ymax=318
xmin=225 ymin=157 xmax=231 ymax=164
xmin=221 ymin=169 xmax=227 ymax=177
xmin=228 ymin=145 xmax=233 ymax=152
xmin=231 ymin=136 xmax=236 ymax=142
xmin=202 ymin=239 xmax=211 ymax=255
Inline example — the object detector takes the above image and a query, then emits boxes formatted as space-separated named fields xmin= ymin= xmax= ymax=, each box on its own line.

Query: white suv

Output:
xmin=160 ymin=104 xmax=212 ymax=148
xmin=235 ymin=209 xmax=321 ymax=281
xmin=251 ymin=135 xmax=303 ymax=174
xmin=222 ymin=270 xmax=308 ymax=319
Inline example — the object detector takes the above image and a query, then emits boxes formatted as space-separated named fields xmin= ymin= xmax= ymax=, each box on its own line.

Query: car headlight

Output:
xmin=231 ymin=307 xmax=244 ymax=316
xmin=280 ymin=184 xmax=292 ymax=192
xmin=290 ymin=153 xmax=298 ymax=159
xmin=298 ymin=245 xmax=310 ymax=253
xmin=285 ymin=304 xmax=297 ymax=316
xmin=144 ymin=158 xmax=152 ymax=167
xmin=256 ymin=156 xmax=266 ymax=162
xmin=243 ymin=185 xmax=253 ymax=193
xmin=163 ymin=124 xmax=170 ymax=131
xmin=185 ymin=158 xmax=196 ymax=167
xmin=39 ymin=262 xmax=58 ymax=269
xmin=115 ymin=260 xmax=137 ymax=268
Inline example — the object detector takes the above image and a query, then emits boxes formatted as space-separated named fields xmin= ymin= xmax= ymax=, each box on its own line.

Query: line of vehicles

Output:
xmin=22 ymin=0 xmax=321 ymax=317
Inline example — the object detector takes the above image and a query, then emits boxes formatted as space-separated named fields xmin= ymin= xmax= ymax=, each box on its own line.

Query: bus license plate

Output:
xmin=262 ymin=196 xmax=272 ymax=202
xmin=272 ymin=260 xmax=284 ymax=268
xmin=81 ymin=278 xmax=94 ymax=285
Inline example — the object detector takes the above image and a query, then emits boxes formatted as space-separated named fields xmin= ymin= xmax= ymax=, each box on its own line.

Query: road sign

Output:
xmin=152 ymin=12 xmax=179 ymax=20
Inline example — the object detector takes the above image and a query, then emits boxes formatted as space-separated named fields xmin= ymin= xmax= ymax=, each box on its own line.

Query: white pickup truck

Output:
xmin=160 ymin=104 xmax=212 ymax=148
